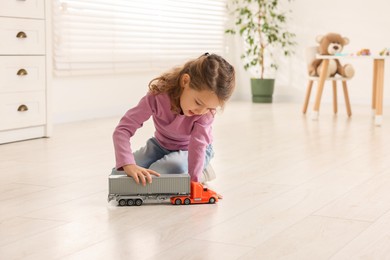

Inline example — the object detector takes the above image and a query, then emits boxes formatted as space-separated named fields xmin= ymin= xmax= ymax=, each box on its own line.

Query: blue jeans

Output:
xmin=133 ymin=137 xmax=214 ymax=174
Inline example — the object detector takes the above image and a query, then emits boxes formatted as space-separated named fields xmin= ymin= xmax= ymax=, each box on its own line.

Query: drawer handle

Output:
xmin=16 ymin=31 xmax=27 ymax=39
xmin=17 ymin=104 xmax=29 ymax=112
xmin=17 ymin=69 xmax=28 ymax=76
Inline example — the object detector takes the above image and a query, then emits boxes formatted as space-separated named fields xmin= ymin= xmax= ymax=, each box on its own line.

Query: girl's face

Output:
xmin=179 ymin=74 xmax=220 ymax=117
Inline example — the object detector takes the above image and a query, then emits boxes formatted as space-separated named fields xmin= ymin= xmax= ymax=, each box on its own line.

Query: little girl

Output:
xmin=113 ymin=53 xmax=235 ymax=186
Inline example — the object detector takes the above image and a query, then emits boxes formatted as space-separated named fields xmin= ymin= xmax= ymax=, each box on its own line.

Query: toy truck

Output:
xmin=108 ymin=169 xmax=219 ymax=206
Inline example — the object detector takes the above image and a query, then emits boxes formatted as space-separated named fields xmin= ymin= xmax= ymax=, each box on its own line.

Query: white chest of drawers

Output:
xmin=0 ymin=0 xmax=52 ymax=144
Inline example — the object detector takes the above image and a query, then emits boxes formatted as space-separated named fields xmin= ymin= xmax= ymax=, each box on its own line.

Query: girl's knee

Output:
xmin=149 ymin=161 xmax=187 ymax=174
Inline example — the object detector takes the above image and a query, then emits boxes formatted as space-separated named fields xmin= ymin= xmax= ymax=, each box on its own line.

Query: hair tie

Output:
xmin=204 ymin=52 xmax=210 ymax=56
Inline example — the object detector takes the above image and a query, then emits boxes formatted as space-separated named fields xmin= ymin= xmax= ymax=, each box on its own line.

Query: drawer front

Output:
xmin=0 ymin=91 xmax=46 ymax=131
xmin=0 ymin=56 xmax=46 ymax=93
xmin=0 ymin=0 xmax=45 ymax=19
xmin=0 ymin=17 xmax=45 ymax=55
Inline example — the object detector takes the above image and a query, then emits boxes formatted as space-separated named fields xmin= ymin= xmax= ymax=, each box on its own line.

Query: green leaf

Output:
xmin=225 ymin=0 xmax=297 ymax=75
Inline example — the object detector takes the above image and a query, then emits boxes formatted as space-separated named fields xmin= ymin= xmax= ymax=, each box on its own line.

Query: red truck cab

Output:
xmin=170 ymin=182 xmax=219 ymax=205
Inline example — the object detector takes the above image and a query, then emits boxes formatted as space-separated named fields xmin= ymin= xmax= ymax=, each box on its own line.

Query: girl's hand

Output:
xmin=217 ymin=193 xmax=223 ymax=199
xmin=123 ymin=164 xmax=160 ymax=186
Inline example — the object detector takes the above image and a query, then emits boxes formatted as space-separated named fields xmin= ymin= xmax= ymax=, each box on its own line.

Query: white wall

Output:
xmin=52 ymin=0 xmax=390 ymax=123
xmin=52 ymin=72 xmax=157 ymax=123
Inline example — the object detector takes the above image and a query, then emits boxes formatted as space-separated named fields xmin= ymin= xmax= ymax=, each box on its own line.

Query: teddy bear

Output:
xmin=308 ymin=33 xmax=355 ymax=78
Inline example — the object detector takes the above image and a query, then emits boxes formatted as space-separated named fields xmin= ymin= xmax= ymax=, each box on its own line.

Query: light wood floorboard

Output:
xmin=1 ymin=102 xmax=390 ymax=259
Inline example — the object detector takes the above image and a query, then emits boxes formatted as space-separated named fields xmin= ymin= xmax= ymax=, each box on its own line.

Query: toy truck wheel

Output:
xmin=174 ymin=198 xmax=182 ymax=205
xmin=184 ymin=198 xmax=191 ymax=205
xmin=209 ymin=197 xmax=216 ymax=204
xmin=127 ymin=199 xmax=134 ymax=206
xmin=119 ymin=199 xmax=127 ymax=206
xmin=135 ymin=199 xmax=143 ymax=206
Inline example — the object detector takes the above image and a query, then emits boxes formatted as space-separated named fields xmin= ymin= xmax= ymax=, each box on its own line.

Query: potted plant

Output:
xmin=226 ymin=0 xmax=296 ymax=103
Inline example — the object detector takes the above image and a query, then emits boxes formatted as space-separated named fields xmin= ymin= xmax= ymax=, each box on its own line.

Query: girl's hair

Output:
xmin=148 ymin=53 xmax=235 ymax=114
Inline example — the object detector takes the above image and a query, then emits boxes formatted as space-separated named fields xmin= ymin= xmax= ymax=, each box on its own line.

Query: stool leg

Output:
xmin=342 ymin=81 xmax=352 ymax=117
xmin=375 ymin=59 xmax=385 ymax=126
xmin=332 ymin=80 xmax=337 ymax=114
xmin=312 ymin=60 xmax=329 ymax=120
xmin=372 ymin=59 xmax=378 ymax=116
xmin=303 ymin=80 xmax=314 ymax=114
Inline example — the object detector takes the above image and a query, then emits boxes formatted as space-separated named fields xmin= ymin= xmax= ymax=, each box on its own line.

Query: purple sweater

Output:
xmin=113 ymin=92 xmax=214 ymax=182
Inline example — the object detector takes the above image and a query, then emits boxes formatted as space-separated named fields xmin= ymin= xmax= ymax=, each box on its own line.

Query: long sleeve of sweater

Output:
xmin=112 ymin=94 xmax=154 ymax=169
xmin=188 ymin=118 xmax=213 ymax=182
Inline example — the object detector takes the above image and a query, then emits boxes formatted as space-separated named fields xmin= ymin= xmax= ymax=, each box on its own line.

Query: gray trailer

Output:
xmin=108 ymin=169 xmax=191 ymax=206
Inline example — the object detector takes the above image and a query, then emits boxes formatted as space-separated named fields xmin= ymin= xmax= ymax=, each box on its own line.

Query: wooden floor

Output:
xmin=1 ymin=102 xmax=390 ymax=260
